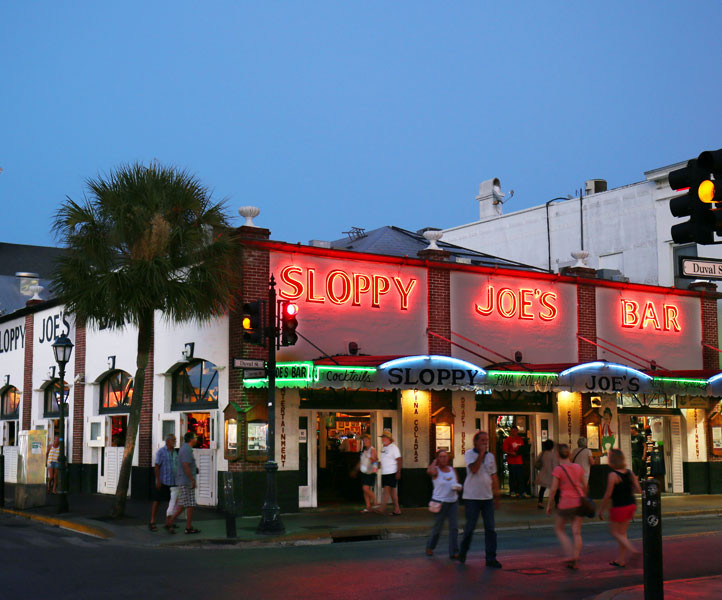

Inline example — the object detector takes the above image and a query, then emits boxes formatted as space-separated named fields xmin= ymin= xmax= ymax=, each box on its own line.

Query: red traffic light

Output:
xmin=284 ymin=302 xmax=298 ymax=317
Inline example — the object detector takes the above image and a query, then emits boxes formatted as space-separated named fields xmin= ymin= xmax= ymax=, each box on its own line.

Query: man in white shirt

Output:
xmin=377 ymin=430 xmax=402 ymax=515
xmin=459 ymin=430 xmax=502 ymax=567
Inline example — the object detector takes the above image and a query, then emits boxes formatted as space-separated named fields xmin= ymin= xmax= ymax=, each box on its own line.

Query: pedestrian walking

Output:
xmin=503 ymin=426 xmax=525 ymax=497
xmin=358 ymin=434 xmax=378 ymax=513
xmin=570 ymin=437 xmax=594 ymax=484
xmin=377 ymin=430 xmax=402 ymax=515
xmin=150 ymin=434 xmax=178 ymax=532
xmin=425 ymin=450 xmax=462 ymax=558
xmin=598 ymin=449 xmax=642 ymax=568
xmin=459 ymin=430 xmax=502 ymax=568
xmin=167 ymin=432 xmax=201 ymax=534
xmin=46 ymin=435 xmax=60 ymax=494
xmin=546 ymin=443 xmax=586 ymax=569
xmin=535 ymin=439 xmax=557 ymax=509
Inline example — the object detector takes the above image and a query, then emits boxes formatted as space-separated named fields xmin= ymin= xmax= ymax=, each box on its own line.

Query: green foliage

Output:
xmin=52 ymin=162 xmax=238 ymax=327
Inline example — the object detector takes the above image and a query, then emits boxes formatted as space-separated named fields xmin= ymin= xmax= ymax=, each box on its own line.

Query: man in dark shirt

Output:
xmin=630 ymin=426 xmax=646 ymax=479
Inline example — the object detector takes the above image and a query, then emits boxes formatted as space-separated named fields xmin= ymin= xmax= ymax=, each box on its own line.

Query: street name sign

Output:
xmin=679 ymin=257 xmax=722 ymax=280
xmin=242 ymin=369 xmax=267 ymax=379
xmin=233 ymin=358 xmax=266 ymax=369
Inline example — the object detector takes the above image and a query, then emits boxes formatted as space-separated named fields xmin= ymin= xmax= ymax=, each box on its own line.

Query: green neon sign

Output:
xmin=242 ymin=361 xmax=313 ymax=388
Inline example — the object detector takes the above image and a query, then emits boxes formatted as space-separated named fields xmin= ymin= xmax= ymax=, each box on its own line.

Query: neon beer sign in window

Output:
xmin=620 ymin=299 xmax=681 ymax=332
xmin=278 ymin=265 xmax=417 ymax=310
xmin=474 ymin=284 xmax=559 ymax=322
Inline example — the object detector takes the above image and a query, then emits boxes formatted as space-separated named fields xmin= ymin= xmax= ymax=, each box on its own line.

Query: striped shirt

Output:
xmin=155 ymin=446 xmax=177 ymax=486
xmin=47 ymin=446 xmax=60 ymax=465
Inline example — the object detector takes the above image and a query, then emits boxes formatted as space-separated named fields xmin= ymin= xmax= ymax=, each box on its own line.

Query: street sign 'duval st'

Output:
xmin=680 ymin=257 xmax=722 ymax=280
xmin=233 ymin=358 xmax=266 ymax=370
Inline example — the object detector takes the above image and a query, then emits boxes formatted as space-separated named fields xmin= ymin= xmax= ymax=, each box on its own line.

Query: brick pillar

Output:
xmin=419 ymin=249 xmax=451 ymax=355
xmin=229 ymin=226 xmax=271 ymax=473
xmin=564 ymin=267 xmax=598 ymax=363
xmin=138 ymin=319 xmax=155 ymax=468
xmin=72 ymin=320 xmax=86 ymax=463
xmin=689 ymin=282 xmax=721 ymax=371
xmin=22 ymin=313 xmax=34 ymax=431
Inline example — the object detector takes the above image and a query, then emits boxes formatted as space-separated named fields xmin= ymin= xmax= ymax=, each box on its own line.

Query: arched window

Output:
xmin=100 ymin=370 xmax=133 ymax=413
xmin=172 ymin=359 xmax=219 ymax=409
xmin=44 ymin=379 xmax=69 ymax=417
xmin=1 ymin=386 xmax=20 ymax=419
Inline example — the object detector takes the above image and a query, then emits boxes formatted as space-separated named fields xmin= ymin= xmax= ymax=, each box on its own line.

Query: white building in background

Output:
xmin=443 ymin=160 xmax=722 ymax=290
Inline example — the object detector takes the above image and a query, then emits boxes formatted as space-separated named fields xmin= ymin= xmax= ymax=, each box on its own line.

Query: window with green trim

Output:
xmin=100 ymin=370 xmax=133 ymax=413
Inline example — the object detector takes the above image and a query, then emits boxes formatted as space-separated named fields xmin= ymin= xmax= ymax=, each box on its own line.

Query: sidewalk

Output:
xmin=594 ymin=575 xmax=722 ymax=599
xmin=3 ymin=485 xmax=722 ymax=547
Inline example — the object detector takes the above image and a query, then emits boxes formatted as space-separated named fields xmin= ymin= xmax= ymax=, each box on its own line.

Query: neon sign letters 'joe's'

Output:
xmin=278 ymin=265 xmax=417 ymax=310
xmin=475 ymin=285 xmax=559 ymax=321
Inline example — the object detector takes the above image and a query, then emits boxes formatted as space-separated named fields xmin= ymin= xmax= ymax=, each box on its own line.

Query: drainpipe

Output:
xmin=579 ymin=188 xmax=585 ymax=251
xmin=545 ymin=197 xmax=569 ymax=272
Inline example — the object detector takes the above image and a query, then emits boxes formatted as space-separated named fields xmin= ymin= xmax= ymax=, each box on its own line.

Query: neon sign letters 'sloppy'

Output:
xmin=620 ymin=299 xmax=681 ymax=332
xmin=474 ymin=285 xmax=559 ymax=322
xmin=278 ymin=265 xmax=418 ymax=310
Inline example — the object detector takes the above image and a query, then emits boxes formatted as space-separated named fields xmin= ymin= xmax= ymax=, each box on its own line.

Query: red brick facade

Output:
xmin=228 ymin=226 xmax=272 ymax=473
xmin=22 ymin=313 xmax=34 ymax=431
xmin=576 ymin=283 xmax=598 ymax=363
xmin=72 ymin=320 xmax=86 ymax=463
xmin=426 ymin=266 xmax=451 ymax=355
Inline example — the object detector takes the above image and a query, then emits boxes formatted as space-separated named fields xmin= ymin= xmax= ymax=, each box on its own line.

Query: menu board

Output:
xmin=247 ymin=421 xmax=268 ymax=452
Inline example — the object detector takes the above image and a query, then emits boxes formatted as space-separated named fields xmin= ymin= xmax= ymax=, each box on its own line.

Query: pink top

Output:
xmin=553 ymin=463 xmax=586 ymax=510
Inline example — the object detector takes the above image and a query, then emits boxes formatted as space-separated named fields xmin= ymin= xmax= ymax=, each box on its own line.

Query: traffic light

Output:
xmin=242 ymin=300 xmax=265 ymax=345
xmin=280 ymin=301 xmax=299 ymax=346
xmin=668 ymin=152 xmax=721 ymax=245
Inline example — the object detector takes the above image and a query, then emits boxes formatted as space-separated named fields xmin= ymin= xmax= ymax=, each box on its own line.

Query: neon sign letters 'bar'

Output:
xmin=475 ymin=285 xmax=559 ymax=322
xmin=278 ymin=265 xmax=417 ymax=310
xmin=620 ymin=299 xmax=681 ymax=332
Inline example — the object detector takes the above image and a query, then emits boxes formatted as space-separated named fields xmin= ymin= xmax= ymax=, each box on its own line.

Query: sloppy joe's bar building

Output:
xmin=2 ymin=224 xmax=722 ymax=511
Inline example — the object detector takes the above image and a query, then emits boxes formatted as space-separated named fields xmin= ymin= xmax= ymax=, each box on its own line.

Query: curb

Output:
xmin=0 ymin=507 xmax=114 ymax=540
xmin=591 ymin=574 xmax=722 ymax=600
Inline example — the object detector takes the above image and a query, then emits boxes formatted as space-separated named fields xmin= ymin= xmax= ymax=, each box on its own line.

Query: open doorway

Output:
xmin=488 ymin=414 xmax=535 ymax=496
xmin=316 ymin=412 xmax=371 ymax=505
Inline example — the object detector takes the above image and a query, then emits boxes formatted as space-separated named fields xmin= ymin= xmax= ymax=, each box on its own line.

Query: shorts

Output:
xmin=609 ymin=504 xmax=636 ymax=523
xmin=360 ymin=473 xmax=376 ymax=487
xmin=557 ymin=506 xmax=580 ymax=520
xmin=381 ymin=473 xmax=398 ymax=489
xmin=177 ymin=485 xmax=197 ymax=508
xmin=48 ymin=462 xmax=59 ymax=469
xmin=152 ymin=483 xmax=173 ymax=502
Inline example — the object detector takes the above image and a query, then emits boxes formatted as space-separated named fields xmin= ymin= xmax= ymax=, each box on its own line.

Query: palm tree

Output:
xmin=52 ymin=162 xmax=237 ymax=517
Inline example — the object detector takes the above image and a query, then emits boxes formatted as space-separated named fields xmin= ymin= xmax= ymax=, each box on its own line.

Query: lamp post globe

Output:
xmin=51 ymin=333 xmax=73 ymax=513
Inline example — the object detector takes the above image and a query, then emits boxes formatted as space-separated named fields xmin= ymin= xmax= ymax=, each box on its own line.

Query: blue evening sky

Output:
xmin=1 ymin=1 xmax=721 ymax=248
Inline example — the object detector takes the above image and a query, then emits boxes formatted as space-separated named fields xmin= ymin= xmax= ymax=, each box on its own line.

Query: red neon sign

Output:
xmin=620 ymin=299 xmax=681 ymax=332
xmin=278 ymin=265 xmax=417 ymax=310
xmin=475 ymin=285 xmax=558 ymax=322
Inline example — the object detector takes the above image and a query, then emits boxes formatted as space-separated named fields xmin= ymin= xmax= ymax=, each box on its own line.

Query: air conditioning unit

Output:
xmin=585 ymin=179 xmax=608 ymax=195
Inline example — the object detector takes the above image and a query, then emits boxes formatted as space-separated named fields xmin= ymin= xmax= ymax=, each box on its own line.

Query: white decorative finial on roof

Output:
xmin=571 ymin=250 xmax=589 ymax=268
xmin=238 ymin=206 xmax=260 ymax=227
xmin=29 ymin=284 xmax=44 ymax=301
xmin=423 ymin=229 xmax=443 ymax=250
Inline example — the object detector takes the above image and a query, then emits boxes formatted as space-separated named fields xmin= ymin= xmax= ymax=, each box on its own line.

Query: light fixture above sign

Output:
xmin=182 ymin=342 xmax=195 ymax=361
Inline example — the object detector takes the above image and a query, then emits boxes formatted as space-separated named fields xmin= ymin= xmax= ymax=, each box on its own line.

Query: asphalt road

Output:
xmin=2 ymin=513 xmax=721 ymax=600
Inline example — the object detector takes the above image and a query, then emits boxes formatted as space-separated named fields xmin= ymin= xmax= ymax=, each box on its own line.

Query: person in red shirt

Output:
xmin=503 ymin=427 xmax=526 ymax=498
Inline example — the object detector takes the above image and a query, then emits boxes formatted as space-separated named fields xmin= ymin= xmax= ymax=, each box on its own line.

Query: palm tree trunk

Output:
xmin=110 ymin=310 xmax=153 ymax=518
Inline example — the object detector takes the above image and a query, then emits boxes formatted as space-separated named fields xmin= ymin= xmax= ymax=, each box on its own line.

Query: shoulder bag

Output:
xmin=560 ymin=465 xmax=596 ymax=518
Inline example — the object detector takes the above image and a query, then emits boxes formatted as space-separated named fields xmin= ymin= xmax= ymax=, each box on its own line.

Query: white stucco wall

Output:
xmin=31 ymin=306 xmax=75 ymax=455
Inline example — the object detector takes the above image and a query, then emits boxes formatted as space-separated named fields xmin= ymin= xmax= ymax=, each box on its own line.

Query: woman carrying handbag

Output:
xmin=425 ymin=450 xmax=462 ymax=559
xmin=546 ymin=443 xmax=588 ymax=569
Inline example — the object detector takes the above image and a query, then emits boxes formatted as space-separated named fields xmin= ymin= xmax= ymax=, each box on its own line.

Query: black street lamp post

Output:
xmin=52 ymin=333 xmax=74 ymax=514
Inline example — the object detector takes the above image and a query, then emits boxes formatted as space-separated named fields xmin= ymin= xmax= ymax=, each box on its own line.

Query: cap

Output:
xmin=379 ymin=429 xmax=394 ymax=442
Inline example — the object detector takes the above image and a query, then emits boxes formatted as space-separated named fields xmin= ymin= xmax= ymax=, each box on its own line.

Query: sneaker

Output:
xmin=486 ymin=559 xmax=503 ymax=569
